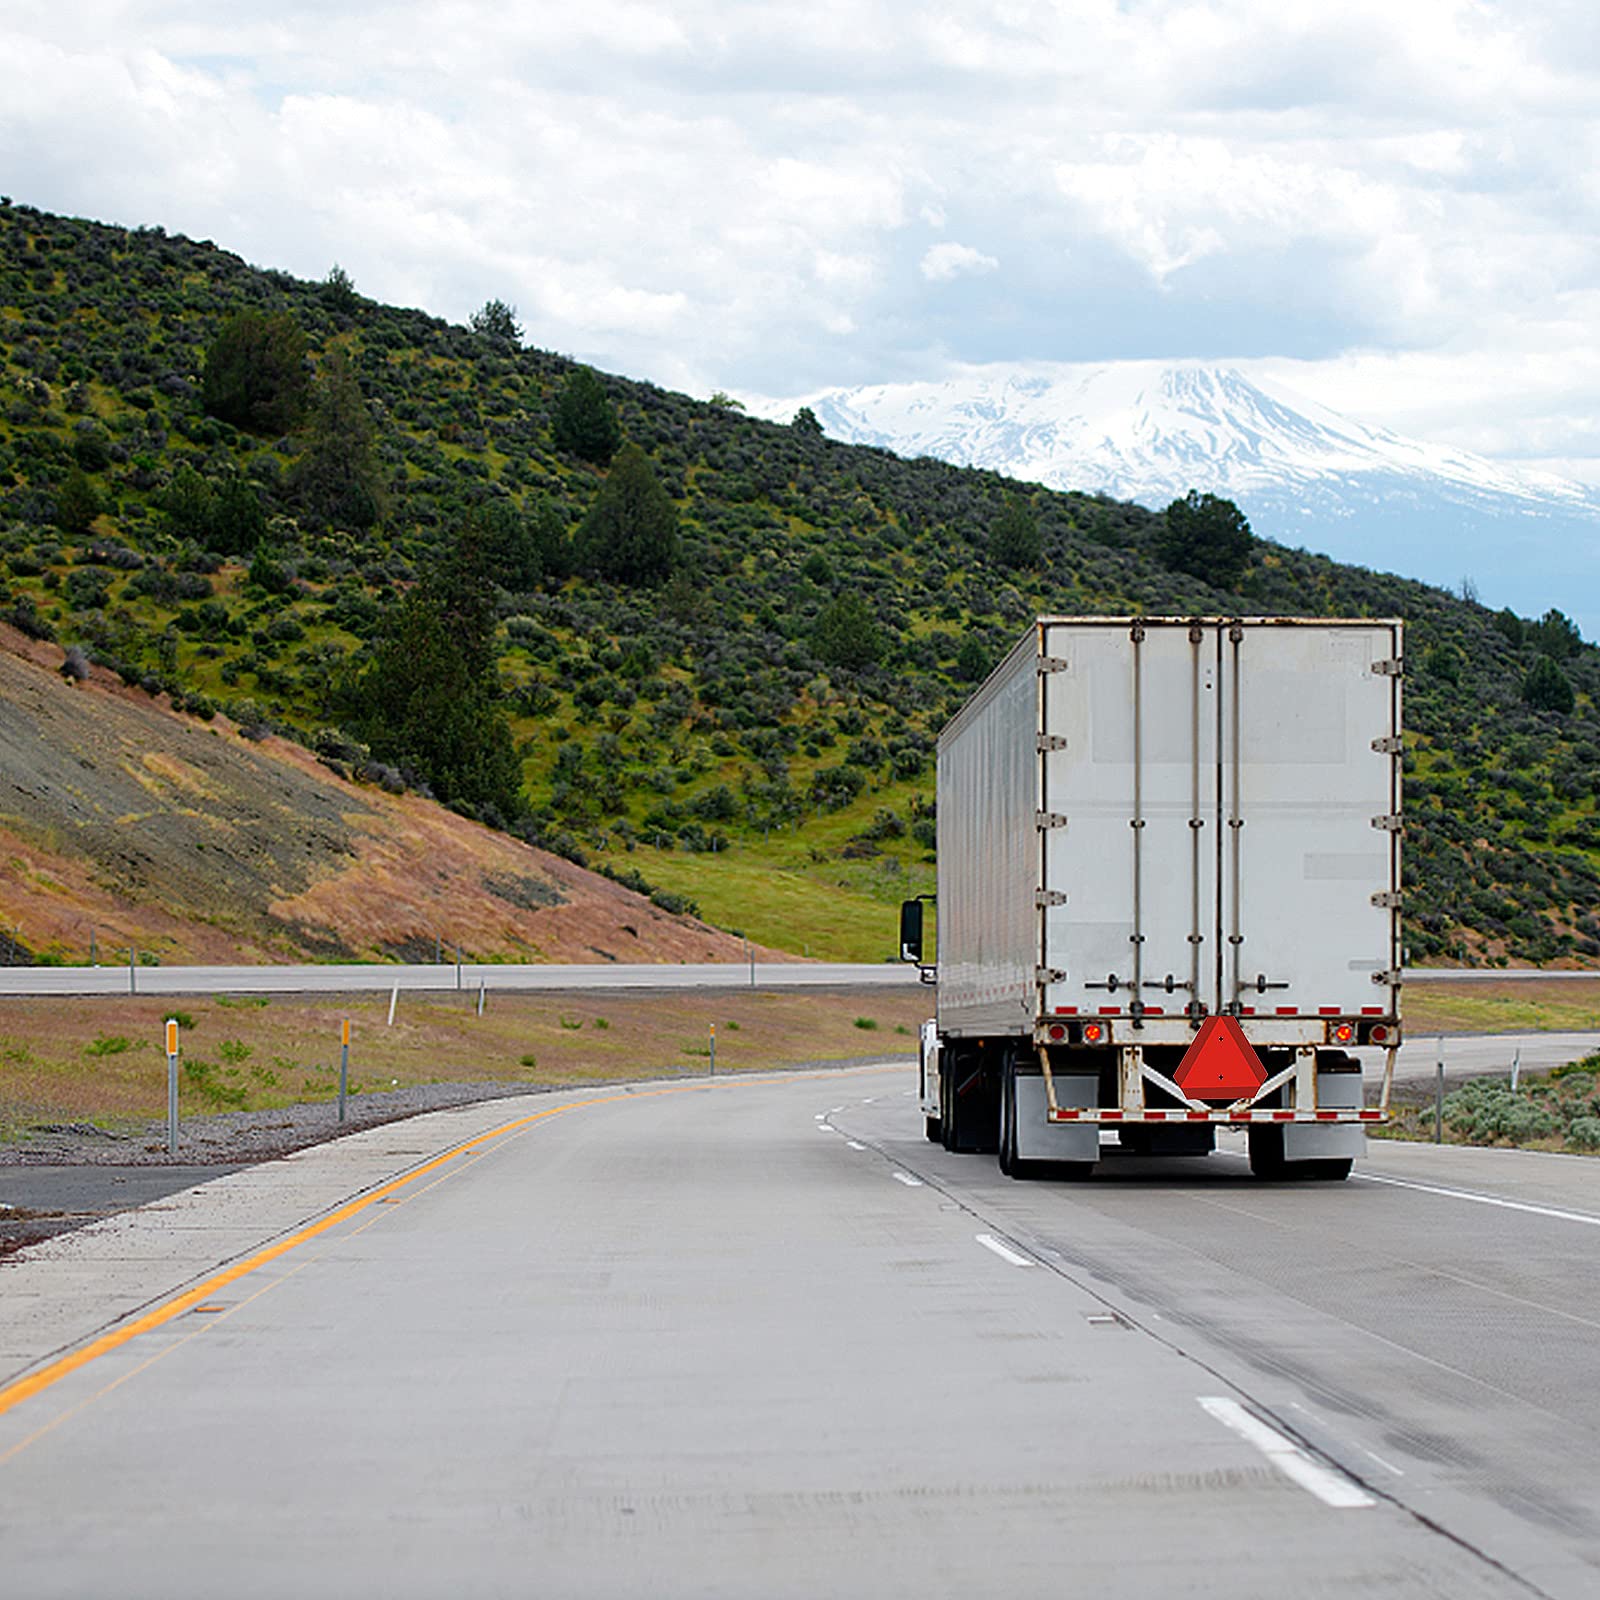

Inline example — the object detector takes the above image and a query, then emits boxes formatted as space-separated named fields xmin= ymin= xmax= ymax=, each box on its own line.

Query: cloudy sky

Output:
xmin=5 ymin=2 xmax=1600 ymax=477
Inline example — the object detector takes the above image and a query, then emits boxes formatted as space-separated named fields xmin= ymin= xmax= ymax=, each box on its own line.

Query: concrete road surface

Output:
xmin=1383 ymin=1030 xmax=1600 ymax=1088
xmin=0 ymin=960 xmax=922 ymax=997
xmin=4 ymin=960 xmax=1596 ymax=999
xmin=4 ymin=1067 xmax=1599 ymax=1597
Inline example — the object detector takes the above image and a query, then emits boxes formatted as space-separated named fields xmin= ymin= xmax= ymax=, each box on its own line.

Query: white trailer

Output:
xmin=901 ymin=617 xmax=1402 ymax=1180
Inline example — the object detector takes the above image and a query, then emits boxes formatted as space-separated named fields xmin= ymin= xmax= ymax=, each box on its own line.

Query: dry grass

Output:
xmin=1404 ymin=978 xmax=1600 ymax=1037
xmin=0 ymin=987 xmax=928 ymax=1138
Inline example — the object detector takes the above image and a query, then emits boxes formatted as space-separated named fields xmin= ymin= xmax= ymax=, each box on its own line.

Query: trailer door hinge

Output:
xmin=1371 ymin=658 xmax=1404 ymax=677
xmin=1036 ymin=967 xmax=1067 ymax=987
xmin=1036 ymin=811 xmax=1069 ymax=830
xmin=1371 ymin=735 xmax=1403 ymax=755
xmin=1371 ymin=890 xmax=1403 ymax=909
xmin=1037 ymin=733 xmax=1069 ymax=754
xmin=1037 ymin=656 xmax=1070 ymax=674
xmin=1370 ymin=814 xmax=1403 ymax=832
xmin=1035 ymin=889 xmax=1068 ymax=909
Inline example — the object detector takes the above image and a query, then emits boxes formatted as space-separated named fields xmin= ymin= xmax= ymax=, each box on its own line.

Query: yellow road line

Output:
xmin=0 ymin=1061 xmax=908 ymax=1427
xmin=0 ymin=1088 xmax=658 ymax=1421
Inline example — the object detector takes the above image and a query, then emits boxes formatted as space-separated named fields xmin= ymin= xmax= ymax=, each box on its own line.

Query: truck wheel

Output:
xmin=1248 ymin=1125 xmax=1287 ymax=1179
xmin=939 ymin=1057 xmax=956 ymax=1151
xmin=1299 ymin=1158 xmax=1354 ymax=1181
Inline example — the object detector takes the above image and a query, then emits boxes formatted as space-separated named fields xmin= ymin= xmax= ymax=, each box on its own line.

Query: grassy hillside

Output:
xmin=3 ymin=199 xmax=1600 ymax=965
xmin=0 ymin=623 xmax=783 ymax=967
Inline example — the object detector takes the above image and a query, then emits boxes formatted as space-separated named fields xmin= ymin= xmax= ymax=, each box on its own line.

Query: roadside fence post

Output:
xmin=339 ymin=1019 xmax=350 ymax=1123
xmin=709 ymin=1021 xmax=716 ymax=1078
xmin=387 ymin=984 xmax=399 ymax=1026
xmin=130 ymin=945 xmax=137 ymax=995
xmin=477 ymin=980 xmax=486 ymax=1018
xmin=1510 ymin=1048 xmax=1521 ymax=1094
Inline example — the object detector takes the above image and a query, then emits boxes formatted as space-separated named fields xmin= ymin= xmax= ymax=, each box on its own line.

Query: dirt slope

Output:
xmin=0 ymin=629 xmax=788 ymax=965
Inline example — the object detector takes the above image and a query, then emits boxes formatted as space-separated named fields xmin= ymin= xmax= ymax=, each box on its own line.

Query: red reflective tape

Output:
xmin=1143 ymin=1006 xmax=1165 ymax=1015
xmin=1055 ymin=1006 xmax=1078 ymax=1015
xmin=1319 ymin=1007 xmax=1341 ymax=1016
xmin=1361 ymin=1006 xmax=1384 ymax=1015
xmin=1098 ymin=1007 xmax=1120 ymax=1015
xmin=1102 ymin=1110 xmax=1124 ymax=1121
xmin=1272 ymin=1111 xmax=1295 ymax=1122
xmin=1276 ymin=1006 xmax=1297 ymax=1016
xmin=1315 ymin=1111 xmax=1340 ymax=1121
xmin=1238 ymin=1006 xmax=1256 ymax=1016
xmin=1187 ymin=1111 xmax=1211 ymax=1122
xmin=1359 ymin=1110 xmax=1383 ymax=1120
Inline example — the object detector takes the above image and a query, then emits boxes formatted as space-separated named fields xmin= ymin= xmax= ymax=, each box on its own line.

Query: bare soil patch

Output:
xmin=0 ymin=629 xmax=788 ymax=966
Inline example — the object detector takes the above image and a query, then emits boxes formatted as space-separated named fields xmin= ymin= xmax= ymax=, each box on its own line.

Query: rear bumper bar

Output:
xmin=1047 ymin=1108 xmax=1386 ymax=1124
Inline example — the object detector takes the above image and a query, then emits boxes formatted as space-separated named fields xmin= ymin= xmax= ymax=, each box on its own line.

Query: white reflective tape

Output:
xmin=1199 ymin=1397 xmax=1373 ymax=1508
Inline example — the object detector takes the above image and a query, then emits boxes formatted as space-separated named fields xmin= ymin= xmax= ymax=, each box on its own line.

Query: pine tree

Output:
xmin=991 ymin=493 xmax=1041 ymax=569
xmin=1155 ymin=490 xmax=1254 ymax=588
xmin=201 ymin=311 xmax=310 ymax=435
xmin=1523 ymin=655 xmax=1575 ymax=714
xmin=55 ymin=466 xmax=100 ymax=534
xmin=577 ymin=444 xmax=679 ymax=585
xmin=348 ymin=530 xmax=523 ymax=818
xmin=292 ymin=349 xmax=385 ymax=530
xmin=469 ymin=299 xmax=522 ymax=346
xmin=813 ymin=593 xmax=882 ymax=671
xmin=551 ymin=366 xmax=621 ymax=465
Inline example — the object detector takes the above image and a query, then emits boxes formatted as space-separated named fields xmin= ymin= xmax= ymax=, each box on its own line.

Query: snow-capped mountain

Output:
xmin=757 ymin=364 xmax=1600 ymax=638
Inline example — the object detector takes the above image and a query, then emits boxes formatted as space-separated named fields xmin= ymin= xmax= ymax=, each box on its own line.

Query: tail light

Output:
xmin=1330 ymin=1022 xmax=1355 ymax=1044
xmin=1082 ymin=1021 xmax=1106 ymax=1045
xmin=1047 ymin=1024 xmax=1067 ymax=1042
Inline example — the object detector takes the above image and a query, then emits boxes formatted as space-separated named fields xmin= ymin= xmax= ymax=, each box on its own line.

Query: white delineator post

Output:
xmin=339 ymin=1019 xmax=351 ymax=1123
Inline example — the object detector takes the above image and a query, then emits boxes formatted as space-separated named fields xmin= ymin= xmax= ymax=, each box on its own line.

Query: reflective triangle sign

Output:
xmin=1173 ymin=1016 xmax=1267 ymax=1099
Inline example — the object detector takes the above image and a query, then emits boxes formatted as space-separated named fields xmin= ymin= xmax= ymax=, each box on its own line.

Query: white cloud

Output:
xmin=2 ymin=2 xmax=1600 ymax=458
xmin=920 ymin=242 xmax=999 ymax=282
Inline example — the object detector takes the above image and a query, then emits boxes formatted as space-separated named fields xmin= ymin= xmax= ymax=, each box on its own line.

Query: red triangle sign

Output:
xmin=1172 ymin=1016 xmax=1267 ymax=1099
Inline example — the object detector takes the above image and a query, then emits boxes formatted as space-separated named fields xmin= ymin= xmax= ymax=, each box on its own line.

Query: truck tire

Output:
xmin=1248 ymin=1125 xmax=1287 ymax=1179
xmin=999 ymin=1057 xmax=1040 ymax=1180
xmin=1300 ymin=1158 xmax=1354 ymax=1181
xmin=1249 ymin=1127 xmax=1354 ymax=1182
xmin=997 ymin=1065 xmax=1013 ymax=1176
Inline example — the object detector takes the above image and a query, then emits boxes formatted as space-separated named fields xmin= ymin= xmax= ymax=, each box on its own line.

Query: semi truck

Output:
xmin=900 ymin=616 xmax=1402 ymax=1180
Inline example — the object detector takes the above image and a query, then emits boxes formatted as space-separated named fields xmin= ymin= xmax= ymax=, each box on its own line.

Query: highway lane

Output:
xmin=2 ymin=1069 xmax=1591 ymax=1596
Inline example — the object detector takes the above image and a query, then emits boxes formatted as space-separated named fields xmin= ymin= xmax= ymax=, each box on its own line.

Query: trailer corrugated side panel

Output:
xmin=936 ymin=629 xmax=1039 ymax=1036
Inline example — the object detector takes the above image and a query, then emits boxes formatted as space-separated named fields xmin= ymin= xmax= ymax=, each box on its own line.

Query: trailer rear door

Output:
xmin=1038 ymin=619 xmax=1399 ymax=1022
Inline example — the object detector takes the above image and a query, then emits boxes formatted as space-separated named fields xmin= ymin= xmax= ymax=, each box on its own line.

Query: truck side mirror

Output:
xmin=899 ymin=899 xmax=924 ymax=963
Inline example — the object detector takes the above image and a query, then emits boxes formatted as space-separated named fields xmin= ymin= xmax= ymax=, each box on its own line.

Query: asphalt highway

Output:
xmin=3 ymin=1065 xmax=1598 ymax=1597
